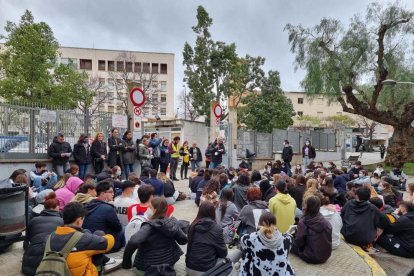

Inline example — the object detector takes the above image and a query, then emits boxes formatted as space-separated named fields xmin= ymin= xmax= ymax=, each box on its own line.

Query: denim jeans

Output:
xmin=124 ymin=163 xmax=134 ymax=179
xmin=209 ymin=161 xmax=221 ymax=169
xmin=54 ymin=162 xmax=70 ymax=177
xmin=170 ymin=158 xmax=179 ymax=179
xmin=78 ymin=163 xmax=88 ymax=180
xmin=190 ymin=160 xmax=201 ymax=171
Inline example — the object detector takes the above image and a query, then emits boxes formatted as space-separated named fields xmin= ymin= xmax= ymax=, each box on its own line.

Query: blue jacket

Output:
xmin=83 ymin=199 xmax=122 ymax=237
xmin=334 ymin=174 xmax=350 ymax=193
xmin=149 ymin=138 xmax=162 ymax=158
xmin=143 ymin=178 xmax=164 ymax=197
xmin=160 ymin=145 xmax=170 ymax=164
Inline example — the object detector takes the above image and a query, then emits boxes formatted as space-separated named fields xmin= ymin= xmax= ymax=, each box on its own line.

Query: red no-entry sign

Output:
xmin=213 ymin=103 xmax=222 ymax=118
xmin=130 ymin=87 xmax=146 ymax=107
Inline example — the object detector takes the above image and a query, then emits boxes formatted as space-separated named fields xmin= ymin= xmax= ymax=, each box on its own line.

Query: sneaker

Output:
xmin=104 ymin=258 xmax=122 ymax=274
xmin=366 ymin=247 xmax=381 ymax=255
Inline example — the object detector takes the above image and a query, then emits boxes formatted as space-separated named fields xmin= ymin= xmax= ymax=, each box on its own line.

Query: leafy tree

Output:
xmin=0 ymin=10 xmax=87 ymax=108
xmin=239 ymin=71 xmax=294 ymax=133
xmin=294 ymin=115 xmax=323 ymax=132
xmin=285 ymin=2 xmax=414 ymax=166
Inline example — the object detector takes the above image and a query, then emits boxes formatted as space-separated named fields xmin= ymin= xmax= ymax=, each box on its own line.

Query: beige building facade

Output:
xmin=58 ymin=46 xmax=175 ymax=118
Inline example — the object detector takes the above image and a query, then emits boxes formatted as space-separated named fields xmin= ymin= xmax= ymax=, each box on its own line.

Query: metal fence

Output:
xmin=237 ymin=128 xmax=336 ymax=158
xmin=0 ymin=102 xmax=126 ymax=157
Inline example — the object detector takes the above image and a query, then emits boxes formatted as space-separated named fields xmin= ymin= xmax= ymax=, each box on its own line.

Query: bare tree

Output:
xmin=357 ymin=116 xmax=379 ymax=152
xmin=177 ymin=89 xmax=198 ymax=121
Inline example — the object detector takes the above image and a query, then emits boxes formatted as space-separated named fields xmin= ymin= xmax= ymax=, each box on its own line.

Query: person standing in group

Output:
xmin=380 ymin=144 xmax=386 ymax=159
xmin=122 ymin=130 xmax=136 ymax=179
xmin=91 ymin=132 xmax=107 ymax=174
xmin=169 ymin=136 xmax=181 ymax=181
xmin=282 ymin=140 xmax=293 ymax=176
xmin=108 ymin=128 xmax=124 ymax=169
xmin=138 ymin=138 xmax=153 ymax=174
xmin=205 ymin=142 xmax=212 ymax=169
xmin=302 ymin=140 xmax=316 ymax=171
xmin=73 ymin=134 xmax=91 ymax=180
xmin=48 ymin=132 xmax=72 ymax=177
xmin=180 ymin=141 xmax=190 ymax=180
xmin=209 ymin=137 xmax=226 ymax=169
xmin=160 ymin=139 xmax=170 ymax=174
xmin=189 ymin=142 xmax=202 ymax=172
xmin=149 ymin=133 xmax=162 ymax=172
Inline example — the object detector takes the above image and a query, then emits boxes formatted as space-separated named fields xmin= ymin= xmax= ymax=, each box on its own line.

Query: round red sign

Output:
xmin=213 ymin=103 xmax=222 ymax=118
xmin=134 ymin=107 xmax=141 ymax=116
xmin=130 ymin=87 xmax=146 ymax=107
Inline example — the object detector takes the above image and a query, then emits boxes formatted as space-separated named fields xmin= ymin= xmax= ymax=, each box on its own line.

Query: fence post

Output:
xmin=29 ymin=109 xmax=35 ymax=153
xmin=55 ymin=111 xmax=60 ymax=135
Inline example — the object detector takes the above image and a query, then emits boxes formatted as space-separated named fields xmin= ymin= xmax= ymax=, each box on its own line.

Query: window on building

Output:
xmin=108 ymin=105 xmax=114 ymax=113
xmin=160 ymin=108 xmax=167 ymax=116
xmin=98 ymin=78 xmax=105 ymax=85
xmin=152 ymin=107 xmax=158 ymax=115
xmin=298 ymin=98 xmax=304 ymax=104
xmin=98 ymin=60 xmax=106 ymax=71
xmin=61 ymin=58 xmax=78 ymax=69
xmin=116 ymin=61 xmax=124 ymax=72
xmin=108 ymin=79 xmax=115 ymax=87
xmin=160 ymin=63 xmax=167 ymax=74
xmin=134 ymin=62 xmax=142 ymax=72
xmin=99 ymin=92 xmax=105 ymax=99
xmin=152 ymin=63 xmax=159 ymax=74
xmin=79 ymin=59 xmax=92 ymax=70
xmin=143 ymin=63 xmax=150 ymax=73
xmin=160 ymin=94 xmax=167 ymax=102
xmin=160 ymin=81 xmax=167 ymax=91
xmin=108 ymin=61 xmax=115 ymax=71
xmin=152 ymin=81 xmax=158 ymax=90
xmin=116 ymin=79 xmax=123 ymax=85
xmin=142 ymin=107 xmax=150 ymax=115
xmin=108 ymin=92 xmax=114 ymax=99
xmin=297 ymin=111 xmax=303 ymax=117
xmin=125 ymin=62 xmax=133 ymax=72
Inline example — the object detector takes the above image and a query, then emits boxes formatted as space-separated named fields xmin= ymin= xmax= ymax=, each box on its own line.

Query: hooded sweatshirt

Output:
xmin=295 ymin=213 xmax=332 ymax=264
xmin=382 ymin=212 xmax=414 ymax=253
xmin=269 ymin=193 xmax=296 ymax=233
xmin=232 ymin=184 xmax=249 ymax=211
xmin=238 ymin=200 xmax=268 ymax=234
xmin=83 ymin=199 xmax=123 ymax=237
xmin=55 ymin=177 xmax=84 ymax=210
xmin=341 ymin=199 xmax=389 ymax=246
xmin=186 ymin=218 xmax=227 ymax=272
xmin=320 ymin=206 xmax=343 ymax=249
xmin=122 ymin=217 xmax=188 ymax=271
xmin=240 ymin=230 xmax=294 ymax=276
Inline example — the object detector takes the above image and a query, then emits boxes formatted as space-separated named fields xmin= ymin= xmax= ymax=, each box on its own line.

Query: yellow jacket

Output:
xmin=268 ymin=193 xmax=296 ymax=233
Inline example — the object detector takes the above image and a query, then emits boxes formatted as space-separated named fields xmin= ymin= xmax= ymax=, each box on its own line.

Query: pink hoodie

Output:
xmin=55 ymin=176 xmax=84 ymax=210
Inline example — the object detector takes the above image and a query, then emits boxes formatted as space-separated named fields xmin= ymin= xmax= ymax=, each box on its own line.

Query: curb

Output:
xmin=350 ymin=245 xmax=386 ymax=276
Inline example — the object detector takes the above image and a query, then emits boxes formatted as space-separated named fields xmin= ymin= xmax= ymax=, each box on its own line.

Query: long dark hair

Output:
xmin=303 ymin=195 xmax=321 ymax=218
xmin=150 ymin=197 xmax=168 ymax=220
xmin=220 ymin=189 xmax=234 ymax=221
xmin=77 ymin=133 xmax=87 ymax=144
xmin=123 ymin=130 xmax=132 ymax=141
xmin=187 ymin=201 xmax=216 ymax=255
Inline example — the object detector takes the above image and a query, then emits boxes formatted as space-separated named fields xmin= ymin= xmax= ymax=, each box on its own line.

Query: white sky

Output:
xmin=1 ymin=0 xmax=414 ymax=107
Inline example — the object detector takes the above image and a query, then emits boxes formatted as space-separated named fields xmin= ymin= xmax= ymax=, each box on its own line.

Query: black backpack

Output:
xmin=35 ymin=231 xmax=83 ymax=276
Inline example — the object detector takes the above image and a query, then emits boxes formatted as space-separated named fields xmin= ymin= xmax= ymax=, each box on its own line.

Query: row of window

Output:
xmin=97 ymin=91 xmax=167 ymax=103
xmin=61 ymin=58 xmax=168 ymax=74
xmin=97 ymin=78 xmax=167 ymax=92
xmin=297 ymin=97 xmax=324 ymax=104
xmin=296 ymin=111 xmax=343 ymax=117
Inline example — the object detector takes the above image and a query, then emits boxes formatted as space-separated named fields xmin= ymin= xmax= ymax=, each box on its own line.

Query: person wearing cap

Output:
xmin=149 ymin=133 xmax=162 ymax=172
xmin=47 ymin=132 xmax=72 ymax=177
xmin=114 ymin=181 xmax=137 ymax=226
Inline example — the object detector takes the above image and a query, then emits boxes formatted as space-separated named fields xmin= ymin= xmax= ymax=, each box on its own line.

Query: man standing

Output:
xmin=107 ymin=128 xmax=124 ymax=169
xmin=149 ymin=133 xmax=162 ymax=172
xmin=210 ymin=137 xmax=226 ymax=169
xmin=380 ymin=144 xmax=386 ymax=159
xmin=189 ymin=142 xmax=202 ymax=172
xmin=48 ymin=132 xmax=72 ymax=177
xmin=168 ymin=136 xmax=180 ymax=181
xmin=282 ymin=140 xmax=293 ymax=176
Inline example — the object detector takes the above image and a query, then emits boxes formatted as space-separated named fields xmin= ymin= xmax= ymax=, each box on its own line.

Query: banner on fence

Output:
xmin=39 ymin=110 xmax=57 ymax=123
xmin=112 ymin=114 xmax=128 ymax=129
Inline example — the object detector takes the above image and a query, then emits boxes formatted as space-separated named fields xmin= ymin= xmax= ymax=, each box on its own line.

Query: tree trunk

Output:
xmin=385 ymin=125 xmax=414 ymax=166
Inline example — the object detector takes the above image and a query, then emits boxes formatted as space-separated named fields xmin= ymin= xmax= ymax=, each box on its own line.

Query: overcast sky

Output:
xmin=1 ymin=0 xmax=414 ymax=106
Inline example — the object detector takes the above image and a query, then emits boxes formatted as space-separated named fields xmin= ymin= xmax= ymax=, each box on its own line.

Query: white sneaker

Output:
xmin=104 ymin=258 xmax=122 ymax=274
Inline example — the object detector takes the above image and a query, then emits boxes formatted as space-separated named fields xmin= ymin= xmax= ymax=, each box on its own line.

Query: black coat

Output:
xmin=73 ymin=142 xmax=91 ymax=164
xmin=189 ymin=147 xmax=203 ymax=162
xmin=383 ymin=212 xmax=414 ymax=253
xmin=22 ymin=210 xmax=63 ymax=276
xmin=48 ymin=140 xmax=72 ymax=166
xmin=210 ymin=142 xmax=226 ymax=163
xmin=83 ymin=199 xmax=123 ymax=237
xmin=302 ymin=145 xmax=316 ymax=159
xmin=186 ymin=218 xmax=227 ymax=272
xmin=90 ymin=141 xmax=107 ymax=162
xmin=122 ymin=217 xmax=188 ymax=271
xmin=282 ymin=146 xmax=293 ymax=162
xmin=107 ymin=136 xmax=124 ymax=167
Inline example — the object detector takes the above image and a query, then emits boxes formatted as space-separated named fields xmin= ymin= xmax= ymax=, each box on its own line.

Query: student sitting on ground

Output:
xmin=369 ymin=197 xmax=397 ymax=223
xmin=37 ymin=202 xmax=115 ymax=275
xmin=83 ymin=181 xmax=124 ymax=253
xmin=376 ymin=201 xmax=414 ymax=258
xmin=341 ymin=186 xmax=389 ymax=249
xmin=29 ymin=162 xmax=58 ymax=192
xmin=143 ymin=169 xmax=164 ymax=197
xmin=320 ymin=195 xmax=342 ymax=250
xmin=238 ymin=187 xmax=268 ymax=235
xmin=186 ymin=201 xmax=228 ymax=276
xmin=269 ymin=180 xmax=297 ymax=233
xmin=232 ymin=172 xmax=251 ymax=211
xmin=22 ymin=192 xmax=63 ymax=276
xmin=292 ymin=196 xmax=332 ymax=263
xmin=240 ymin=212 xmax=294 ymax=276
xmin=122 ymin=197 xmax=188 ymax=274
xmin=55 ymin=176 xmax=84 ymax=210
xmin=114 ymin=181 xmax=137 ymax=226
xmin=216 ymin=189 xmax=239 ymax=228
xmin=70 ymin=180 xmax=97 ymax=205
xmin=200 ymin=178 xmax=220 ymax=208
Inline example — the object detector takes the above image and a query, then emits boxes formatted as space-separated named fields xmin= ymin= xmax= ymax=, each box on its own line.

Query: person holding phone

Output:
xmin=48 ymin=132 xmax=72 ymax=177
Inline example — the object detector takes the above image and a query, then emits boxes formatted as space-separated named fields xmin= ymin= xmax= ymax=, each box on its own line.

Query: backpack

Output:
xmin=125 ymin=215 xmax=148 ymax=243
xmin=35 ymin=231 xmax=83 ymax=276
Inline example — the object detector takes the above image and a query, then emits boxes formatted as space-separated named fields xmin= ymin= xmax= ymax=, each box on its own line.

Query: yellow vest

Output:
xmin=183 ymin=146 xmax=190 ymax=163
xmin=171 ymin=143 xmax=180 ymax=158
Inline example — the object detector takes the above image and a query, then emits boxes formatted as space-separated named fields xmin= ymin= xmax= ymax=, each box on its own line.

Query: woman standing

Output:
xmin=108 ymin=128 xmax=124 ymax=169
xmin=122 ymin=130 xmax=136 ymax=179
xmin=180 ymin=141 xmax=190 ymax=180
xmin=240 ymin=212 xmax=294 ymax=276
xmin=73 ymin=134 xmax=91 ymax=180
xmin=138 ymin=138 xmax=152 ymax=172
xmin=122 ymin=197 xmax=188 ymax=274
xmin=186 ymin=201 xmax=227 ymax=276
xmin=159 ymin=139 xmax=170 ymax=174
xmin=302 ymin=140 xmax=316 ymax=171
xmin=90 ymin=132 xmax=107 ymax=174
